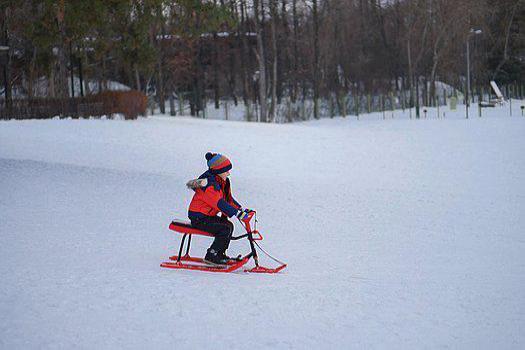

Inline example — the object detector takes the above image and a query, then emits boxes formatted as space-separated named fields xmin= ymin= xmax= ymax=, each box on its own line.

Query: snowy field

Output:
xmin=1 ymin=103 xmax=525 ymax=349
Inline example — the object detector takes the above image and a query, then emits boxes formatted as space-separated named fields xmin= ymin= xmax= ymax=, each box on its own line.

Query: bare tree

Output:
xmin=269 ymin=0 xmax=278 ymax=122
xmin=253 ymin=0 xmax=268 ymax=122
xmin=491 ymin=0 xmax=523 ymax=80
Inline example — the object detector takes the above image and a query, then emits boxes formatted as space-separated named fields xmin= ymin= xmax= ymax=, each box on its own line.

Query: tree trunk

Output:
xmin=254 ymin=0 xmax=267 ymax=122
xmin=25 ymin=44 xmax=39 ymax=98
xmin=239 ymin=0 xmax=250 ymax=106
xmin=134 ymin=64 xmax=141 ymax=92
xmin=276 ymin=0 xmax=288 ymax=105
xmin=292 ymin=0 xmax=299 ymax=103
xmin=407 ymin=37 xmax=413 ymax=114
xmin=55 ymin=0 xmax=69 ymax=98
xmin=269 ymin=0 xmax=278 ymax=122
xmin=1 ymin=9 xmax=11 ymax=105
xmin=213 ymin=31 xmax=220 ymax=109
xmin=492 ymin=1 xmax=520 ymax=80
xmin=49 ymin=64 xmax=56 ymax=97
xmin=83 ymin=50 xmax=90 ymax=95
xmin=156 ymin=6 xmax=166 ymax=114
xmin=415 ymin=75 xmax=420 ymax=118
xmin=157 ymin=66 xmax=165 ymax=113
xmin=169 ymin=93 xmax=176 ymax=116
xmin=225 ymin=0 xmax=238 ymax=105
xmin=312 ymin=0 xmax=320 ymax=119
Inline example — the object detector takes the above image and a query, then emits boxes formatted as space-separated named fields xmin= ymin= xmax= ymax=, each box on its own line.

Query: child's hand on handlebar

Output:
xmin=236 ymin=209 xmax=253 ymax=220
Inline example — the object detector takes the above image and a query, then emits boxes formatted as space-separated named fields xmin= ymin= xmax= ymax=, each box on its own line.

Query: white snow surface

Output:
xmin=1 ymin=104 xmax=525 ymax=349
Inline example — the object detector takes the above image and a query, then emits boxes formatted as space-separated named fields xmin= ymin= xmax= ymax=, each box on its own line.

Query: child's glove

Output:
xmin=236 ymin=209 xmax=251 ymax=220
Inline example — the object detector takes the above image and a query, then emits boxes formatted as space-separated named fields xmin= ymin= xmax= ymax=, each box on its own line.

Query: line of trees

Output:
xmin=1 ymin=0 xmax=524 ymax=121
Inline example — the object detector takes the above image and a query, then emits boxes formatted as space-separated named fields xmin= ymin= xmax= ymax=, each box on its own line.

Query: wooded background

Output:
xmin=0 ymin=0 xmax=524 ymax=121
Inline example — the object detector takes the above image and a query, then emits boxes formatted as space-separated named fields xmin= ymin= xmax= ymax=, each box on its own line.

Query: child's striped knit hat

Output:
xmin=205 ymin=152 xmax=232 ymax=174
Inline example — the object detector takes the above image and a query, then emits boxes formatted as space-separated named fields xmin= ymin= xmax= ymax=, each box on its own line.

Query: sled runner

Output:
xmin=160 ymin=210 xmax=286 ymax=274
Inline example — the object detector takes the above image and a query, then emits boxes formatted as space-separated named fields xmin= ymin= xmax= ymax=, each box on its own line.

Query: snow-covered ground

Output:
xmin=1 ymin=103 xmax=525 ymax=349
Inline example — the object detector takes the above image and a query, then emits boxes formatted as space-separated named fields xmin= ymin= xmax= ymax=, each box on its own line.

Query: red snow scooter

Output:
xmin=160 ymin=210 xmax=286 ymax=273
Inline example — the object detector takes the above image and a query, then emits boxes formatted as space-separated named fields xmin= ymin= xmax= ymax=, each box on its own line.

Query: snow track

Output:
xmin=1 ymin=111 xmax=524 ymax=348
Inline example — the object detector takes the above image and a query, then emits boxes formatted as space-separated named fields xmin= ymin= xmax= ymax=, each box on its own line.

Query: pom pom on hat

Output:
xmin=206 ymin=152 xmax=232 ymax=174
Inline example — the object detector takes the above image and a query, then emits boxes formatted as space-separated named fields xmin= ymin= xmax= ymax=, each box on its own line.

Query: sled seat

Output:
xmin=166 ymin=220 xmax=216 ymax=265
xmin=169 ymin=220 xmax=214 ymax=237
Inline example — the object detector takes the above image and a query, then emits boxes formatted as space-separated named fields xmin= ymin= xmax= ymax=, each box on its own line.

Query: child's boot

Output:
xmin=204 ymin=249 xmax=229 ymax=265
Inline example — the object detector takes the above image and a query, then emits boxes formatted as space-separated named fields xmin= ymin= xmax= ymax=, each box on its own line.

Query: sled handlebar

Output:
xmin=235 ymin=210 xmax=263 ymax=241
xmin=241 ymin=210 xmax=255 ymax=223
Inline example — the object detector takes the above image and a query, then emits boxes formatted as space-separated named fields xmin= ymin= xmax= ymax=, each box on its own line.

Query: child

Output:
xmin=187 ymin=152 xmax=252 ymax=265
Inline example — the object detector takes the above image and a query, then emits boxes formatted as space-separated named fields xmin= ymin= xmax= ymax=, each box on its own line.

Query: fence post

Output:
xmin=390 ymin=91 xmax=394 ymax=119
xmin=245 ymin=102 xmax=251 ymax=121
xmin=341 ymin=93 xmax=347 ymax=118
xmin=510 ymin=96 xmax=513 ymax=116
xmin=510 ymin=85 xmax=513 ymax=116
xmin=355 ymin=92 xmax=359 ymax=119
xmin=178 ymin=92 xmax=184 ymax=116
xmin=478 ymin=97 xmax=482 ymax=118
xmin=381 ymin=94 xmax=385 ymax=120
xmin=401 ymin=90 xmax=405 ymax=113
xmin=202 ymin=97 xmax=207 ymax=119
xmin=443 ymin=89 xmax=447 ymax=116
xmin=437 ymin=94 xmax=440 ymax=119
xmin=169 ymin=94 xmax=176 ymax=116
xmin=329 ymin=95 xmax=335 ymax=118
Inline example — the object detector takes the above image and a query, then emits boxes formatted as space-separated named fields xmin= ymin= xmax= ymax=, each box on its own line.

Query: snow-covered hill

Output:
xmin=1 ymin=105 xmax=524 ymax=348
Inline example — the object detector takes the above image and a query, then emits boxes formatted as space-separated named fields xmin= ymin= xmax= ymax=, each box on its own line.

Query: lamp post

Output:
xmin=0 ymin=45 xmax=10 ymax=108
xmin=466 ymin=28 xmax=482 ymax=119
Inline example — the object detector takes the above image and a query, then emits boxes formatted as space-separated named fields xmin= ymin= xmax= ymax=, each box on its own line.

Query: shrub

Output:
xmin=0 ymin=90 xmax=148 ymax=120
xmin=97 ymin=90 xmax=148 ymax=120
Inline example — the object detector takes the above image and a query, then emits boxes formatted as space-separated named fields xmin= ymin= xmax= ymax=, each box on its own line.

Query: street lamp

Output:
xmin=466 ymin=28 xmax=482 ymax=119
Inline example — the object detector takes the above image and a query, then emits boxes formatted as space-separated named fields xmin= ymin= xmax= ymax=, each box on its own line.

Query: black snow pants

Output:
xmin=190 ymin=216 xmax=234 ymax=253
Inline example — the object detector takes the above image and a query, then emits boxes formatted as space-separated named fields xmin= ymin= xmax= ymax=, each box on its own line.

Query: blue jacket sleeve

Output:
xmin=218 ymin=199 xmax=239 ymax=217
